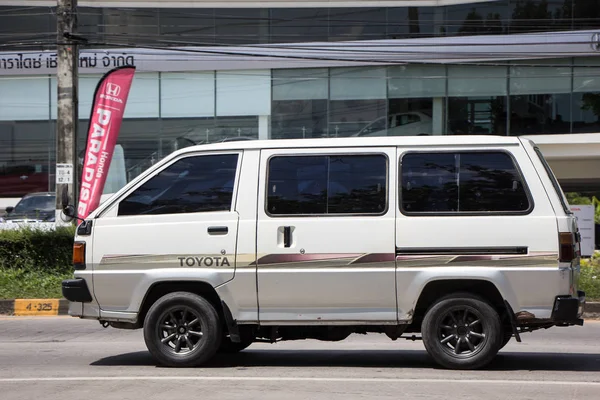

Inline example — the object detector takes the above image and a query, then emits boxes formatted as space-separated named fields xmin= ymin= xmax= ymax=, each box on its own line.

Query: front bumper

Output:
xmin=62 ymin=278 xmax=93 ymax=303
xmin=551 ymin=290 xmax=586 ymax=325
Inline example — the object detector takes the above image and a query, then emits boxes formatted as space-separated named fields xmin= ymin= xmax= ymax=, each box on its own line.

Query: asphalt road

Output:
xmin=1 ymin=317 xmax=599 ymax=400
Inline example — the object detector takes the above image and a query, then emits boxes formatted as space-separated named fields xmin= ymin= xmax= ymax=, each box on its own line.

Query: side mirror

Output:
xmin=5 ymin=206 xmax=14 ymax=214
xmin=63 ymin=204 xmax=76 ymax=219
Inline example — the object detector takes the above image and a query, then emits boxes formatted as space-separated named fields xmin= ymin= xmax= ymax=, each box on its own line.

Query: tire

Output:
xmin=143 ymin=291 xmax=222 ymax=367
xmin=218 ymin=336 xmax=253 ymax=354
xmin=421 ymin=293 xmax=503 ymax=370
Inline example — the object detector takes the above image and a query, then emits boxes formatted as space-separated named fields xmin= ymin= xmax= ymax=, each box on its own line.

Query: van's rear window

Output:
xmin=401 ymin=151 xmax=531 ymax=214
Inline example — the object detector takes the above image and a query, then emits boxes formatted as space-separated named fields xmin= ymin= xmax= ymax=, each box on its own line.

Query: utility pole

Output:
xmin=55 ymin=0 xmax=79 ymax=223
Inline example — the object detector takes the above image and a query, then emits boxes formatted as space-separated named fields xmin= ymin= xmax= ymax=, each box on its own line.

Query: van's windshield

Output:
xmin=533 ymin=146 xmax=571 ymax=215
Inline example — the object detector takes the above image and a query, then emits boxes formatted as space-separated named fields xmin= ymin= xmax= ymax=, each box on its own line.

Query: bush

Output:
xmin=0 ymin=267 xmax=72 ymax=299
xmin=0 ymin=226 xmax=75 ymax=275
xmin=580 ymin=252 xmax=600 ymax=301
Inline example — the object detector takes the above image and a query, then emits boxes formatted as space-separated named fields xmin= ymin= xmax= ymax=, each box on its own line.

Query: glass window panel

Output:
xmin=271 ymin=99 xmax=328 ymax=139
xmin=509 ymin=0 xmax=573 ymax=33
xmin=159 ymin=8 xmax=215 ymax=45
xmin=0 ymin=76 xmax=49 ymax=121
xmin=388 ymin=64 xmax=446 ymax=98
xmin=509 ymin=94 xmax=571 ymax=135
xmin=572 ymin=92 xmax=600 ymax=133
xmin=329 ymin=8 xmax=387 ymax=41
xmin=124 ymin=73 xmax=160 ymax=118
xmin=215 ymin=9 xmax=268 ymax=45
xmin=444 ymin=1 xmax=508 ymax=36
xmin=101 ymin=8 xmax=159 ymax=45
xmin=118 ymin=154 xmax=239 ymax=216
xmin=401 ymin=151 xmax=529 ymax=213
xmin=0 ymin=121 xmax=52 ymax=197
xmin=270 ymin=9 xmax=328 ymax=43
xmin=267 ymin=156 xmax=327 ymax=215
xmin=387 ymin=7 xmax=437 ymax=39
xmin=213 ymin=116 xmax=259 ymax=142
xmin=448 ymin=96 xmax=507 ymax=135
xmin=572 ymin=58 xmax=600 ymax=133
xmin=267 ymin=154 xmax=387 ymax=215
xmin=0 ymin=6 xmax=53 ymax=51
xmin=329 ymin=99 xmax=387 ymax=137
xmin=327 ymin=155 xmax=387 ymax=214
xmin=272 ymin=69 xmax=328 ymax=101
xmin=573 ymin=0 xmax=600 ymax=30
xmin=510 ymin=59 xmax=572 ymax=95
xmin=216 ymin=70 xmax=271 ymax=116
xmin=330 ymin=67 xmax=386 ymax=101
xmin=161 ymin=72 xmax=215 ymax=118
xmin=458 ymin=152 xmax=529 ymax=212
xmin=573 ymin=57 xmax=600 ymax=93
xmin=401 ymin=152 xmax=458 ymax=212
xmin=160 ymin=118 xmax=215 ymax=150
xmin=448 ymin=65 xmax=507 ymax=96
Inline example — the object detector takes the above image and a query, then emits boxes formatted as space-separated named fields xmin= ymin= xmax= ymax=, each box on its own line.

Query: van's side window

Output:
xmin=401 ymin=152 xmax=530 ymax=213
xmin=267 ymin=154 xmax=387 ymax=215
xmin=118 ymin=154 xmax=239 ymax=216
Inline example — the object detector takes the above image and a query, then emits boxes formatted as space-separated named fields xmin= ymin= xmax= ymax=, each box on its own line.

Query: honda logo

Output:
xmin=106 ymin=83 xmax=121 ymax=97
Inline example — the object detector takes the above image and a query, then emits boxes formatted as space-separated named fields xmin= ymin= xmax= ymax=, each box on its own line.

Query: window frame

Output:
xmin=264 ymin=152 xmax=390 ymax=218
xmin=398 ymin=148 xmax=535 ymax=217
xmin=108 ymin=150 xmax=242 ymax=218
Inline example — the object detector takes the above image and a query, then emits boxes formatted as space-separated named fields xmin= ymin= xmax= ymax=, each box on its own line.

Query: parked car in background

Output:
xmin=1 ymin=192 xmax=55 ymax=223
xmin=354 ymin=112 xmax=433 ymax=137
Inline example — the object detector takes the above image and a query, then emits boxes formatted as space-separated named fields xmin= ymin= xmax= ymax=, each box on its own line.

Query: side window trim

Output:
xmin=533 ymin=146 xmax=571 ymax=215
xmin=265 ymin=152 xmax=390 ymax=217
xmin=398 ymin=149 xmax=535 ymax=217
xmin=110 ymin=151 xmax=242 ymax=218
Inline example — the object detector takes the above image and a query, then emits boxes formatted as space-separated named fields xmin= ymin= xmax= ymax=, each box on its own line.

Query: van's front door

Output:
xmin=90 ymin=152 xmax=241 ymax=314
xmin=256 ymin=147 xmax=397 ymax=323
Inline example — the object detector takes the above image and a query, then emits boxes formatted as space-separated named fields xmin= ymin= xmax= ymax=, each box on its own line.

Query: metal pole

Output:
xmin=55 ymin=0 xmax=78 ymax=223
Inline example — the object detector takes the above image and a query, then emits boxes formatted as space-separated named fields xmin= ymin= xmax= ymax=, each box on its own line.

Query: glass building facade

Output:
xmin=1 ymin=2 xmax=600 ymax=198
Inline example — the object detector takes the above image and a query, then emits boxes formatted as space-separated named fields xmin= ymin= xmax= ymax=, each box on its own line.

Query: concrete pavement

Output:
xmin=1 ymin=317 xmax=599 ymax=399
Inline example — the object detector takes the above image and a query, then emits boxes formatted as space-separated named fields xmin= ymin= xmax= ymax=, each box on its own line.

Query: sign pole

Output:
xmin=55 ymin=0 xmax=79 ymax=223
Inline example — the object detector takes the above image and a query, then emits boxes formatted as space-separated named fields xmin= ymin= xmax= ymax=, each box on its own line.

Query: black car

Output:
xmin=2 ymin=192 xmax=56 ymax=223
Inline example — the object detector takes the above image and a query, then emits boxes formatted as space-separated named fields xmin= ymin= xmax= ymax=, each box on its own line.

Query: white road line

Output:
xmin=1 ymin=377 xmax=599 ymax=385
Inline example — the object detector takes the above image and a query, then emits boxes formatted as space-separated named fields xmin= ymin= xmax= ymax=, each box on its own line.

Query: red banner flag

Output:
xmin=78 ymin=66 xmax=136 ymax=219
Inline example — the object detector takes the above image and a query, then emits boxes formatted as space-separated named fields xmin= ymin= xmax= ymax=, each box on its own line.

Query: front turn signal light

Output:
xmin=73 ymin=242 xmax=86 ymax=270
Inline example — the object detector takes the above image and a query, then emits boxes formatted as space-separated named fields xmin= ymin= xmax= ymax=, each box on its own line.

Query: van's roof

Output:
xmin=175 ymin=135 xmax=525 ymax=155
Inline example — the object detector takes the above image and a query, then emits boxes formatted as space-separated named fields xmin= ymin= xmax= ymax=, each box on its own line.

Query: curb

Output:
xmin=0 ymin=299 xmax=599 ymax=318
xmin=0 ymin=299 xmax=69 ymax=316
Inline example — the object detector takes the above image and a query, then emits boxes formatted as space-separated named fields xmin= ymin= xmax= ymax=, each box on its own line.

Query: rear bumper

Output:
xmin=62 ymin=278 xmax=93 ymax=303
xmin=551 ymin=290 xmax=586 ymax=325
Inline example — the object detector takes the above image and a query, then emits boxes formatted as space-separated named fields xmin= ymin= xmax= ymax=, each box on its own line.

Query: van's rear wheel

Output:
xmin=421 ymin=294 xmax=502 ymax=370
xmin=143 ymin=292 xmax=222 ymax=367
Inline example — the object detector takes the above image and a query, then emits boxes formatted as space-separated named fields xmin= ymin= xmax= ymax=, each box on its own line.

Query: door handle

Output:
xmin=208 ymin=226 xmax=228 ymax=235
xmin=283 ymin=226 xmax=292 ymax=248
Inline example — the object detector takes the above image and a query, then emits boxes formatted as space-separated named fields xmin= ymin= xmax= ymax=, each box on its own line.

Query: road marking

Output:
xmin=0 ymin=377 xmax=599 ymax=385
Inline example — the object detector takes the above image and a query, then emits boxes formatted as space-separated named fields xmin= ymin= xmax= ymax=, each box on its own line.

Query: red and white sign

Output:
xmin=78 ymin=66 xmax=135 ymax=219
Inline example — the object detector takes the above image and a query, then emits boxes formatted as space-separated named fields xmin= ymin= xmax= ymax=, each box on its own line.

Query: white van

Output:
xmin=62 ymin=135 xmax=585 ymax=370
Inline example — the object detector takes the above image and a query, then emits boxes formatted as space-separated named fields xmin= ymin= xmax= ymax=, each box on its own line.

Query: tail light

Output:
xmin=73 ymin=242 xmax=86 ymax=270
xmin=559 ymin=232 xmax=576 ymax=262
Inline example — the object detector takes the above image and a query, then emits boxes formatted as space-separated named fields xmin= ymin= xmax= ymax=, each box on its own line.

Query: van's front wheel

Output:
xmin=421 ymin=294 xmax=502 ymax=370
xmin=143 ymin=292 xmax=222 ymax=367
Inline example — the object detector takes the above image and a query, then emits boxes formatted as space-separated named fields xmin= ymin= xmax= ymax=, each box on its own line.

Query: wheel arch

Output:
xmin=138 ymin=281 xmax=226 ymax=328
xmin=409 ymin=278 xmax=515 ymax=331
